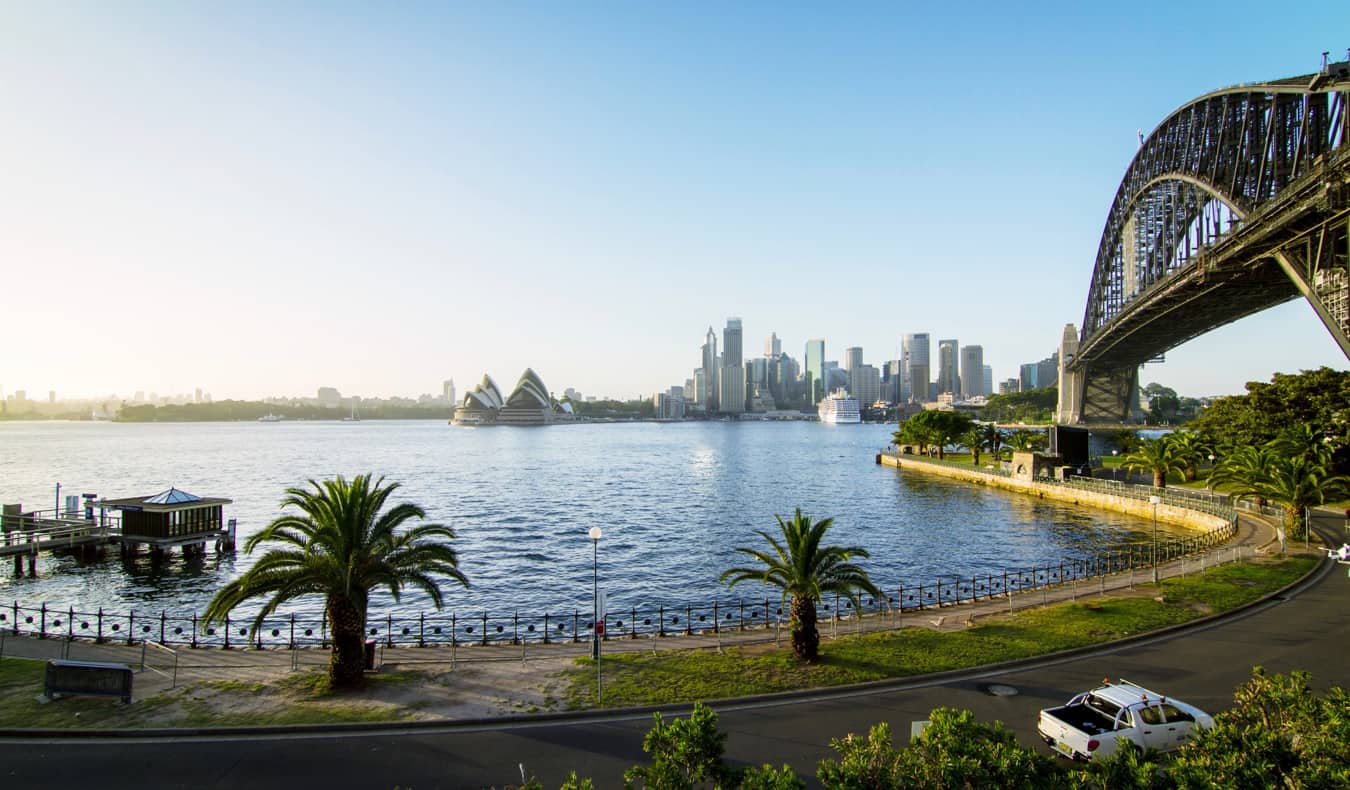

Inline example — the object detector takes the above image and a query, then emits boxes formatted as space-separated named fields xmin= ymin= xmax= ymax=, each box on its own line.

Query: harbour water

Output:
xmin=0 ymin=420 xmax=1180 ymax=621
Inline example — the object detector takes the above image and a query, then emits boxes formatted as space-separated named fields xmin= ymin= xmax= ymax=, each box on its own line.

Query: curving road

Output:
xmin=2 ymin=520 xmax=1347 ymax=790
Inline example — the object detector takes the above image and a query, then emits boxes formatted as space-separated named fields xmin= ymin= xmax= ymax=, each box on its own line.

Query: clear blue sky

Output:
xmin=3 ymin=2 xmax=1346 ymax=402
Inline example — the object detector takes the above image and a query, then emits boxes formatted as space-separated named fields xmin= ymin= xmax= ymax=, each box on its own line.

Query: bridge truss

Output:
xmin=1064 ymin=59 xmax=1350 ymax=423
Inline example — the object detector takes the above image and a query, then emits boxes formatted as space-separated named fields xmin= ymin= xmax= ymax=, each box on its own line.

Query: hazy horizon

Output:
xmin=5 ymin=4 xmax=1347 ymax=403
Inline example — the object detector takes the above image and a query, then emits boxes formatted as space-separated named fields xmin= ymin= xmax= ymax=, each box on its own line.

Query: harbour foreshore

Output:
xmin=876 ymin=452 xmax=1231 ymax=532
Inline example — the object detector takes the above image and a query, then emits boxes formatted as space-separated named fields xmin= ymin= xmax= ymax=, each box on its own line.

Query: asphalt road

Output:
xmin=3 ymin=530 xmax=1347 ymax=789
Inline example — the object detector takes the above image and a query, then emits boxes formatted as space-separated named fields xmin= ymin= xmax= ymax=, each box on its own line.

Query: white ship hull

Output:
xmin=818 ymin=394 xmax=861 ymax=424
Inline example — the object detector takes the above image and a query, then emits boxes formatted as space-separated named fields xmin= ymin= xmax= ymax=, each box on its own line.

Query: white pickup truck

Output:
xmin=1037 ymin=679 xmax=1215 ymax=761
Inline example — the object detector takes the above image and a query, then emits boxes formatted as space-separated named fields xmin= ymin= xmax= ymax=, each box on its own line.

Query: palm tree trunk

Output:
xmin=789 ymin=594 xmax=819 ymax=662
xmin=328 ymin=593 xmax=368 ymax=689
xmin=1285 ymin=506 xmax=1306 ymax=541
xmin=972 ymin=449 xmax=981 ymax=466
xmin=1153 ymin=470 xmax=1166 ymax=489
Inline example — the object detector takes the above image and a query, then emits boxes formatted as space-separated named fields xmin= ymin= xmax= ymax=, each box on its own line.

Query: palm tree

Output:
xmin=1122 ymin=436 xmax=1187 ymax=489
xmin=1210 ymin=440 xmax=1349 ymax=539
xmin=720 ymin=509 xmax=880 ymax=662
xmin=204 ymin=474 xmax=469 ymax=689
xmin=961 ymin=424 xmax=1001 ymax=467
xmin=1004 ymin=429 xmax=1047 ymax=454
xmin=960 ymin=426 xmax=985 ymax=466
xmin=1167 ymin=430 xmax=1212 ymax=482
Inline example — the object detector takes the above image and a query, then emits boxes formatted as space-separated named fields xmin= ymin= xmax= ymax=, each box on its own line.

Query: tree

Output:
xmin=1209 ymin=439 xmax=1348 ymax=539
xmin=1166 ymin=430 xmax=1211 ymax=482
xmin=817 ymin=710 xmax=1065 ymax=789
xmin=1110 ymin=429 xmax=1143 ymax=455
xmin=1189 ymin=367 xmax=1350 ymax=461
xmin=894 ymin=410 xmax=973 ymax=459
xmin=204 ymin=474 xmax=469 ymax=689
xmin=1004 ymin=428 xmax=1048 ymax=454
xmin=720 ymin=509 xmax=880 ymax=662
xmin=980 ymin=387 xmax=1059 ymax=423
xmin=960 ymin=424 xmax=1000 ymax=466
xmin=624 ymin=702 xmax=736 ymax=789
xmin=1143 ymin=382 xmax=1182 ymax=425
xmin=1122 ymin=436 xmax=1187 ymax=489
xmin=1169 ymin=668 xmax=1350 ymax=789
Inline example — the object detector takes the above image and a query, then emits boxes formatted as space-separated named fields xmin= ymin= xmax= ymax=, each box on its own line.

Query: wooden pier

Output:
xmin=2 ymin=487 xmax=234 ymax=577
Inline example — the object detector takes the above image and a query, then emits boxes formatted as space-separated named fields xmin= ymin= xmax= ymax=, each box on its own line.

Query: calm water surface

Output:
xmin=0 ymin=420 xmax=1178 ymax=619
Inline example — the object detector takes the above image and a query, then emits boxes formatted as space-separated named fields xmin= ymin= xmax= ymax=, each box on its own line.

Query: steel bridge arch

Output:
xmin=1060 ymin=60 xmax=1350 ymax=424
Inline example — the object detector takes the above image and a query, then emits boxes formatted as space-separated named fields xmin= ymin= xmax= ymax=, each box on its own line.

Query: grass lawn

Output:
xmin=562 ymin=557 xmax=1315 ymax=709
xmin=0 ymin=660 xmax=416 ymax=729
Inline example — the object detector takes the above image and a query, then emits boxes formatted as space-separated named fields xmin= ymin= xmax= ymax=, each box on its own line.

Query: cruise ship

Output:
xmin=817 ymin=390 xmax=861 ymax=424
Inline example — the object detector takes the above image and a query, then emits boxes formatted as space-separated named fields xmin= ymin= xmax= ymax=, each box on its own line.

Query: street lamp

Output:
xmin=1112 ymin=450 xmax=1119 ymax=480
xmin=1149 ymin=495 xmax=1161 ymax=585
xmin=587 ymin=525 xmax=603 ymax=704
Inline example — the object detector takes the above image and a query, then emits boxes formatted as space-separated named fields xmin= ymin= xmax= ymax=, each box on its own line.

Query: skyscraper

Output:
xmin=443 ymin=379 xmax=456 ymax=404
xmin=844 ymin=346 xmax=863 ymax=371
xmin=937 ymin=339 xmax=960 ymax=395
xmin=721 ymin=318 xmax=745 ymax=414
xmin=901 ymin=333 xmax=930 ymax=403
xmin=701 ymin=327 xmax=719 ymax=412
xmin=852 ymin=364 xmax=881 ymax=406
xmin=765 ymin=332 xmax=781 ymax=358
xmin=723 ymin=318 xmax=743 ymax=367
xmin=983 ymin=365 xmax=993 ymax=397
xmin=804 ymin=339 xmax=826 ymax=405
xmin=960 ymin=345 xmax=984 ymax=398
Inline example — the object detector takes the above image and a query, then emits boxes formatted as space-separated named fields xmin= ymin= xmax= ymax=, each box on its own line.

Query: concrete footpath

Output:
xmin=0 ymin=505 xmax=1293 ymax=706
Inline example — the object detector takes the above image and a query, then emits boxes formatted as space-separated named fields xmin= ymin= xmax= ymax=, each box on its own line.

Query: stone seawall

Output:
xmin=876 ymin=453 xmax=1229 ymax=532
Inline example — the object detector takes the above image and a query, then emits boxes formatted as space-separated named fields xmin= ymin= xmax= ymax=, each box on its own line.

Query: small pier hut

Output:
xmin=99 ymin=487 xmax=234 ymax=556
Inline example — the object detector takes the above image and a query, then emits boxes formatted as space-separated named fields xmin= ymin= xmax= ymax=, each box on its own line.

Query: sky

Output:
xmin=3 ymin=2 xmax=1348 ymax=403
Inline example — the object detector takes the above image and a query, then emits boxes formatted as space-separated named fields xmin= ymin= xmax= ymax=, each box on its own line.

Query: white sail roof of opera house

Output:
xmin=505 ymin=368 xmax=551 ymax=409
xmin=462 ymin=374 xmax=504 ymax=410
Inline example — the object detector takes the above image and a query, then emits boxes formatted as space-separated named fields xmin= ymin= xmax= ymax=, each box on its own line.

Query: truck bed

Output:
xmin=1041 ymin=702 xmax=1118 ymax=735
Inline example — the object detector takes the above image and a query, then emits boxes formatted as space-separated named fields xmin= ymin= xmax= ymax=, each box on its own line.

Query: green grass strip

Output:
xmin=563 ymin=557 xmax=1314 ymax=709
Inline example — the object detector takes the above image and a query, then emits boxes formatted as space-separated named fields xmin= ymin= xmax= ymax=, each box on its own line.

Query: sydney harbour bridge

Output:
xmin=1058 ymin=56 xmax=1350 ymax=424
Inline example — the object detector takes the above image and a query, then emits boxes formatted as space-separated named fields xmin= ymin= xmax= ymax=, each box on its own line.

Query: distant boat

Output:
xmin=258 ymin=413 xmax=284 ymax=422
xmin=817 ymin=390 xmax=861 ymax=424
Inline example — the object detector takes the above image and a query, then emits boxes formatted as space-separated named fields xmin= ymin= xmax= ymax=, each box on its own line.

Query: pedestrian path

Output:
xmin=2 ymin=508 xmax=1297 ymax=707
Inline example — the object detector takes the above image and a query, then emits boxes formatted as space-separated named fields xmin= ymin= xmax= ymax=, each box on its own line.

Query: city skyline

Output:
xmin=4 ymin=5 xmax=1347 ymax=403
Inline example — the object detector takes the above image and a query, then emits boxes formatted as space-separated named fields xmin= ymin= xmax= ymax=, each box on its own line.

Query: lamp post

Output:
xmin=1112 ymin=450 xmax=1119 ymax=480
xmin=1149 ymin=495 xmax=1161 ymax=584
xmin=587 ymin=525 xmax=603 ymax=704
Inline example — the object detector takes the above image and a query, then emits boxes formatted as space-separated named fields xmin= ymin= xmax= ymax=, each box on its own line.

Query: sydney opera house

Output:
xmin=450 ymin=368 xmax=575 ymax=426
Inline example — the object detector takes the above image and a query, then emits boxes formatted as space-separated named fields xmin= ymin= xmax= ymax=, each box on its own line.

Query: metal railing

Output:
xmin=0 ymin=517 xmax=1239 ymax=650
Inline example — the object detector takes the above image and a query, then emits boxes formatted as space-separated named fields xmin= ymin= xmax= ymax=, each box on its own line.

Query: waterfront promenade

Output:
xmin=0 ymin=505 xmax=1276 ymax=714
xmin=1 ymin=510 xmax=1347 ymax=790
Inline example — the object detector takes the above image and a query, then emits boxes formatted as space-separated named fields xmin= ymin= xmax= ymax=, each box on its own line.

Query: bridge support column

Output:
xmin=1080 ymin=365 xmax=1141 ymax=424
xmin=1057 ymin=324 xmax=1084 ymax=424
